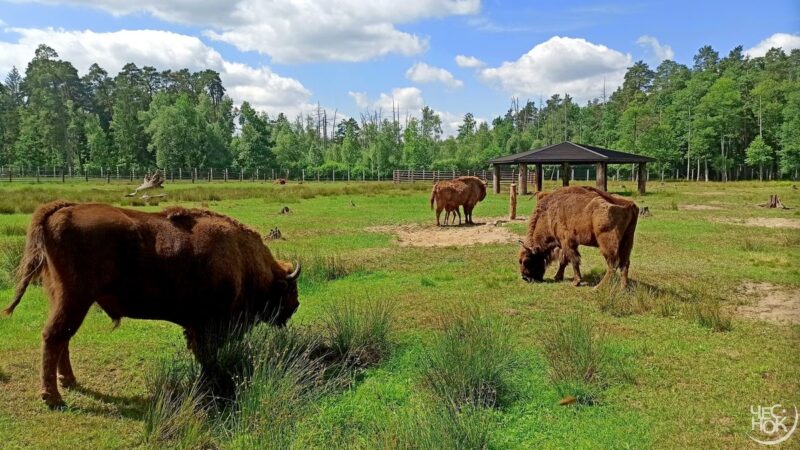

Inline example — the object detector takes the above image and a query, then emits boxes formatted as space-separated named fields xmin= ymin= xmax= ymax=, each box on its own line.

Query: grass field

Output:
xmin=0 ymin=179 xmax=798 ymax=449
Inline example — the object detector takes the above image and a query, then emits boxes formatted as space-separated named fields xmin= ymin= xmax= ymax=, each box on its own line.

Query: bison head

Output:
xmin=262 ymin=261 xmax=301 ymax=326
xmin=518 ymin=240 xmax=547 ymax=282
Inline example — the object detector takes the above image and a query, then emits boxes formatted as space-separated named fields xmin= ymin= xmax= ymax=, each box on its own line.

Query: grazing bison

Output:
xmin=3 ymin=201 xmax=301 ymax=408
xmin=430 ymin=176 xmax=487 ymax=226
xmin=518 ymin=186 xmax=638 ymax=288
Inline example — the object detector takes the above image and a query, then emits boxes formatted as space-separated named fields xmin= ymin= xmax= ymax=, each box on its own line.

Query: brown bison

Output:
xmin=429 ymin=176 xmax=487 ymax=226
xmin=518 ymin=186 xmax=638 ymax=288
xmin=3 ymin=201 xmax=301 ymax=408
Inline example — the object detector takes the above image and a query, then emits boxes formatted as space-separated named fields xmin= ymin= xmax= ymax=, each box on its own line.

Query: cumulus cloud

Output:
xmin=478 ymin=36 xmax=632 ymax=103
xmin=20 ymin=0 xmax=481 ymax=63
xmin=636 ymin=35 xmax=674 ymax=61
xmin=405 ymin=62 xmax=462 ymax=88
xmin=0 ymin=28 xmax=314 ymax=116
xmin=454 ymin=54 xmax=484 ymax=68
xmin=745 ymin=33 xmax=800 ymax=57
xmin=348 ymin=91 xmax=370 ymax=109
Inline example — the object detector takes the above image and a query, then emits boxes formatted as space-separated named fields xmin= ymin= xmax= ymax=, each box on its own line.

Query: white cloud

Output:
xmin=636 ymin=35 xmax=674 ymax=61
xmin=0 ymin=28 xmax=314 ymax=116
xmin=745 ymin=33 xmax=800 ymax=57
xmin=437 ymin=110 xmax=486 ymax=137
xmin=478 ymin=36 xmax=632 ymax=103
xmin=348 ymin=91 xmax=370 ymax=109
xmin=454 ymin=54 xmax=484 ymax=68
xmin=375 ymin=87 xmax=425 ymax=113
xmin=405 ymin=62 xmax=462 ymax=88
xmin=21 ymin=0 xmax=481 ymax=63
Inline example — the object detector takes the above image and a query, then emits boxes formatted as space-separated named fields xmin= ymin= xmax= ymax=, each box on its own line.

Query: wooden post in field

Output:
xmin=596 ymin=162 xmax=608 ymax=192
xmin=301 ymin=169 xmax=304 ymax=183
xmin=561 ymin=163 xmax=570 ymax=187
xmin=107 ymin=169 xmax=110 ymax=184
xmin=637 ymin=162 xmax=647 ymax=195
xmin=518 ymin=163 xmax=528 ymax=195
xmin=509 ymin=183 xmax=518 ymax=220
xmin=534 ymin=163 xmax=543 ymax=192
xmin=492 ymin=165 xmax=500 ymax=194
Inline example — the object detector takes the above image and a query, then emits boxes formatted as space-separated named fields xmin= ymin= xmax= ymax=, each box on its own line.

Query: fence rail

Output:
xmin=0 ymin=166 xmax=395 ymax=183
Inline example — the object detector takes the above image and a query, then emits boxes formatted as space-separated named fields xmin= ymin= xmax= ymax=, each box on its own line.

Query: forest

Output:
xmin=0 ymin=43 xmax=799 ymax=180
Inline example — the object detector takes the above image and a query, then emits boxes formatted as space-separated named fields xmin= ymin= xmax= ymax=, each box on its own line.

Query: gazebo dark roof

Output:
xmin=488 ymin=141 xmax=654 ymax=165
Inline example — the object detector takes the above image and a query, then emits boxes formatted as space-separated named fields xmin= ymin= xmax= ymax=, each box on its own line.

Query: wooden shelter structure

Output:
xmin=487 ymin=141 xmax=655 ymax=195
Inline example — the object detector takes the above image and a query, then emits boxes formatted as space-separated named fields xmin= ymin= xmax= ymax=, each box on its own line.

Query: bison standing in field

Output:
xmin=518 ymin=186 xmax=639 ymax=288
xmin=430 ymin=176 xmax=487 ymax=226
xmin=3 ymin=201 xmax=301 ymax=408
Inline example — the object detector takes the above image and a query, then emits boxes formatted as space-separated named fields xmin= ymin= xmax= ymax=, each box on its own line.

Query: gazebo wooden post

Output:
xmin=518 ymin=163 xmax=528 ymax=195
xmin=534 ymin=163 xmax=543 ymax=192
xmin=492 ymin=165 xmax=501 ymax=194
xmin=561 ymin=163 xmax=570 ymax=187
xmin=596 ymin=162 xmax=608 ymax=192
xmin=637 ymin=162 xmax=647 ymax=195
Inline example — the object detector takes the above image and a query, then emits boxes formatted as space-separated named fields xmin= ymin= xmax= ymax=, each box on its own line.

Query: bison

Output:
xmin=518 ymin=186 xmax=638 ymax=288
xmin=3 ymin=201 xmax=301 ymax=408
xmin=430 ymin=176 xmax=487 ymax=226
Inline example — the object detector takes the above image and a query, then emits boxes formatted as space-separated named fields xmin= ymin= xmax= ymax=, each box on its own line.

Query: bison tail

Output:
xmin=430 ymin=186 xmax=436 ymax=210
xmin=3 ymin=201 xmax=73 ymax=316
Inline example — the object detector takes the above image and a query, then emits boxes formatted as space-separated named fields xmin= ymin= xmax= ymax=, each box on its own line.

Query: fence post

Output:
xmin=272 ymin=168 xmax=275 ymax=180
xmin=255 ymin=168 xmax=259 ymax=182
xmin=302 ymin=169 xmax=305 ymax=183
xmin=209 ymin=168 xmax=213 ymax=182
xmin=332 ymin=169 xmax=335 ymax=182
xmin=37 ymin=167 xmax=40 ymax=183
xmin=7 ymin=166 xmax=11 ymax=183
xmin=224 ymin=168 xmax=228 ymax=182
xmin=107 ymin=168 xmax=111 ymax=184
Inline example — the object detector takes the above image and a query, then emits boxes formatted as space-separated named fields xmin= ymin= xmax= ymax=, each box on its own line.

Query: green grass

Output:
xmin=0 ymin=179 xmax=799 ymax=448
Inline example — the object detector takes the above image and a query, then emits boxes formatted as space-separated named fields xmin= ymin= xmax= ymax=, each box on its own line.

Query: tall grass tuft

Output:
xmin=422 ymin=307 xmax=518 ymax=409
xmin=595 ymin=283 xmax=653 ymax=317
xmin=227 ymin=324 xmax=325 ymax=449
xmin=0 ymin=239 xmax=25 ymax=290
xmin=693 ymin=301 xmax=733 ymax=332
xmin=302 ymin=254 xmax=365 ymax=283
xmin=380 ymin=399 xmax=493 ymax=449
xmin=143 ymin=355 xmax=216 ymax=449
xmin=542 ymin=316 xmax=606 ymax=405
xmin=321 ymin=299 xmax=394 ymax=369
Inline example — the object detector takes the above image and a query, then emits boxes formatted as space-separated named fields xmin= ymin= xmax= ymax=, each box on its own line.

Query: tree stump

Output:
xmin=509 ymin=183 xmax=518 ymax=220
xmin=759 ymin=194 xmax=788 ymax=209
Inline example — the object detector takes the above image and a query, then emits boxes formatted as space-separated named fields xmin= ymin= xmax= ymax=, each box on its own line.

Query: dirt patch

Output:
xmin=679 ymin=204 xmax=723 ymax=211
xmin=716 ymin=217 xmax=800 ymax=229
xmin=736 ymin=282 xmax=800 ymax=325
xmin=367 ymin=221 xmax=519 ymax=247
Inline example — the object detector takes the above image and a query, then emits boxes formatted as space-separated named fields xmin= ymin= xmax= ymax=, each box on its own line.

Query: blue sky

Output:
xmin=0 ymin=0 xmax=798 ymax=134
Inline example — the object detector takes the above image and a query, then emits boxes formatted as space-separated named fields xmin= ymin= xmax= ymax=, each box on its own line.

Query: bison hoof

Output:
xmin=41 ymin=391 xmax=65 ymax=409
xmin=572 ymin=279 xmax=582 ymax=287
xmin=554 ymin=275 xmax=564 ymax=282
xmin=58 ymin=375 xmax=76 ymax=389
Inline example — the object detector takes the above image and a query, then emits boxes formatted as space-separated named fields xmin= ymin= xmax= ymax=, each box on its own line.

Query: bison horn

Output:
xmin=287 ymin=261 xmax=301 ymax=281
xmin=518 ymin=239 xmax=532 ymax=251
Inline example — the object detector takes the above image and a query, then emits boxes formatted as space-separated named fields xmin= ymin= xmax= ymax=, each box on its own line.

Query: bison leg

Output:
xmin=436 ymin=206 xmax=443 ymax=226
xmin=456 ymin=207 xmax=462 ymax=225
xmin=595 ymin=260 xmax=616 ymax=289
xmin=554 ymin=257 xmax=569 ymax=282
xmin=41 ymin=303 xmax=90 ymax=408
xmin=57 ymin=343 xmax=76 ymax=388
xmin=619 ymin=262 xmax=630 ymax=289
xmin=563 ymin=247 xmax=582 ymax=286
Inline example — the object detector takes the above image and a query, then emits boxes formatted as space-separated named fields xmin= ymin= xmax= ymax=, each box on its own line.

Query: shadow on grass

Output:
xmin=70 ymin=383 xmax=148 ymax=420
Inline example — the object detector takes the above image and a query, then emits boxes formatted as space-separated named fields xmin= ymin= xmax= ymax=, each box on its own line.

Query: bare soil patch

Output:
xmin=736 ymin=282 xmax=800 ymax=325
xmin=679 ymin=204 xmax=723 ymax=211
xmin=367 ymin=220 xmax=520 ymax=247
xmin=716 ymin=217 xmax=800 ymax=229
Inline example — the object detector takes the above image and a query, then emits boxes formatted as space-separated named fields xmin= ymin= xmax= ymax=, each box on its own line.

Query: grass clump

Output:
xmin=0 ymin=239 xmax=24 ymax=290
xmin=143 ymin=356 xmax=216 ymax=449
xmin=302 ymin=254 xmax=365 ymax=283
xmin=321 ymin=299 xmax=394 ymax=369
xmin=422 ymin=307 xmax=518 ymax=409
xmin=380 ymin=399 xmax=493 ymax=449
xmin=595 ymin=283 xmax=653 ymax=317
xmin=542 ymin=316 xmax=606 ymax=405
xmin=0 ymin=224 xmax=27 ymax=236
xmin=693 ymin=301 xmax=732 ymax=332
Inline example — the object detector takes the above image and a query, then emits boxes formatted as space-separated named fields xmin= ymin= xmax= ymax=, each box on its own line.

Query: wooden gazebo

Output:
xmin=487 ymin=141 xmax=655 ymax=195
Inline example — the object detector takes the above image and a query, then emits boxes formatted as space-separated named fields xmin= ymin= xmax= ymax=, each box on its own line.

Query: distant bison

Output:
xmin=3 ymin=202 xmax=301 ymax=408
xmin=518 ymin=186 xmax=639 ymax=288
xmin=429 ymin=176 xmax=487 ymax=226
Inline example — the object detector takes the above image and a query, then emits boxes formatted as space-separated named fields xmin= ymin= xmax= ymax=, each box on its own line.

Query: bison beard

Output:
xmin=2 ymin=201 xmax=301 ymax=408
xmin=519 ymin=187 xmax=639 ymax=288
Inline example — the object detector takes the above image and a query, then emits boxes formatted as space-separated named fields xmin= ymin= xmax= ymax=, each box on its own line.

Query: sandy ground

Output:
xmin=715 ymin=217 xmax=800 ymax=229
xmin=736 ymin=282 xmax=800 ymax=325
xmin=367 ymin=217 xmax=524 ymax=247
xmin=679 ymin=204 xmax=723 ymax=211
